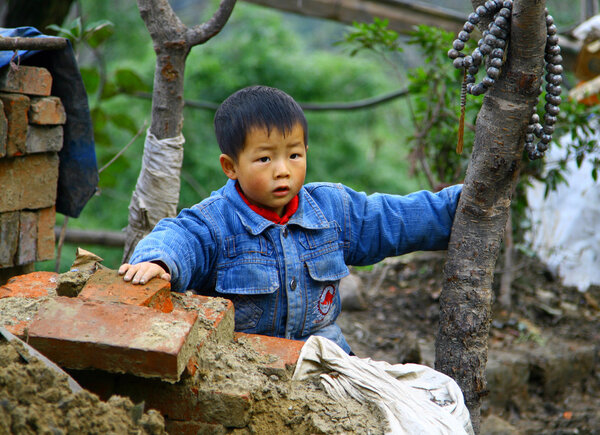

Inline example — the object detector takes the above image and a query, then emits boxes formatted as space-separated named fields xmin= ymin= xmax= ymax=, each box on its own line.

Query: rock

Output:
xmin=339 ymin=273 xmax=367 ymax=311
xmin=481 ymin=414 xmax=520 ymax=435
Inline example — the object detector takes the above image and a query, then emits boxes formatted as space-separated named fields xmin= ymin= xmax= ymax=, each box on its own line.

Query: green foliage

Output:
xmin=337 ymin=18 xmax=402 ymax=57
xmin=339 ymin=22 xmax=476 ymax=188
xmin=38 ymin=1 xmax=423 ymax=271
xmin=339 ymin=19 xmax=600 ymax=245
xmin=47 ymin=17 xmax=113 ymax=52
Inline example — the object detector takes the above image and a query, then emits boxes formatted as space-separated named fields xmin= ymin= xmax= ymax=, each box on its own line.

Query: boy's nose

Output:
xmin=274 ymin=160 xmax=290 ymax=178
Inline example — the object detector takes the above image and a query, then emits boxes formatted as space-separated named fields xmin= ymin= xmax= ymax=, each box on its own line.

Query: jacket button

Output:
xmin=290 ymin=277 xmax=297 ymax=290
xmin=283 ymin=226 xmax=289 ymax=237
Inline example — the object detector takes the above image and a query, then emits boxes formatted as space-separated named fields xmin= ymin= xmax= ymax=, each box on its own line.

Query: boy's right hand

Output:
xmin=118 ymin=262 xmax=171 ymax=285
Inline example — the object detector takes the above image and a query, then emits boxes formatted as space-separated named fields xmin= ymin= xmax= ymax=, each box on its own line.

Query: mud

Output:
xmin=0 ymin=297 xmax=50 ymax=333
xmin=0 ymin=339 xmax=166 ymax=434
xmin=338 ymin=252 xmax=600 ymax=434
xmin=190 ymin=336 xmax=388 ymax=434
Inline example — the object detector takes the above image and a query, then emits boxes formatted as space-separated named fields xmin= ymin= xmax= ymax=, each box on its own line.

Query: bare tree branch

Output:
xmin=187 ymin=0 xmax=237 ymax=45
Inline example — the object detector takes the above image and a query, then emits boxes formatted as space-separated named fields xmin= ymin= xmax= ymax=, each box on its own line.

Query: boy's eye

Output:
xmin=258 ymin=156 xmax=270 ymax=163
xmin=290 ymin=153 xmax=300 ymax=159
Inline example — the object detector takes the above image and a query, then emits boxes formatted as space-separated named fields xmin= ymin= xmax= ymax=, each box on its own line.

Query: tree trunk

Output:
xmin=122 ymin=0 xmax=236 ymax=262
xmin=435 ymin=0 xmax=547 ymax=432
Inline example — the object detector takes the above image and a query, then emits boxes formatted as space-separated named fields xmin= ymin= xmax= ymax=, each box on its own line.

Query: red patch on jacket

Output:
xmin=318 ymin=285 xmax=336 ymax=315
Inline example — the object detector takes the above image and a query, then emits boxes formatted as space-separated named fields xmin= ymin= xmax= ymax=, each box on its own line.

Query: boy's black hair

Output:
xmin=214 ymin=85 xmax=308 ymax=160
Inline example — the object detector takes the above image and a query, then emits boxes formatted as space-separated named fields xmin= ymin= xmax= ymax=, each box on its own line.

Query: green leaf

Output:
xmin=100 ymin=81 xmax=119 ymax=99
xmin=114 ymin=68 xmax=150 ymax=94
xmin=108 ymin=112 xmax=139 ymax=134
xmin=79 ymin=67 xmax=100 ymax=95
xmin=84 ymin=20 xmax=115 ymax=48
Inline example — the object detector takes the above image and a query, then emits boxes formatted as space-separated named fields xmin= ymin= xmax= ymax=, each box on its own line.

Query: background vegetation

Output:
xmin=33 ymin=0 xmax=595 ymax=272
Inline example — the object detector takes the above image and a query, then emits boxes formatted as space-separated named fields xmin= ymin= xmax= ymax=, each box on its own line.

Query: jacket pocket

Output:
xmin=229 ymin=294 xmax=264 ymax=331
xmin=305 ymin=249 xmax=349 ymax=282
xmin=216 ymin=262 xmax=279 ymax=295
xmin=217 ymin=233 xmax=278 ymax=294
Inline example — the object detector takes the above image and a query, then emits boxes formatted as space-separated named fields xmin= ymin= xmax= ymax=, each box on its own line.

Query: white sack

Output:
xmin=292 ymin=336 xmax=473 ymax=435
xmin=526 ymin=131 xmax=600 ymax=291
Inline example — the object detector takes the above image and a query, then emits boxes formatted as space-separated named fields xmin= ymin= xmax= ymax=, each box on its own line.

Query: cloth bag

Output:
xmin=293 ymin=335 xmax=474 ymax=435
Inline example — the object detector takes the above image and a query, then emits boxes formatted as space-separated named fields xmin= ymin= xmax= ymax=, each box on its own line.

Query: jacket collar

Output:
xmin=220 ymin=179 xmax=331 ymax=235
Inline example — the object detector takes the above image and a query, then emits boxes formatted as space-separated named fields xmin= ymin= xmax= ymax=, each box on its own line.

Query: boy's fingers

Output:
xmin=160 ymin=273 xmax=171 ymax=282
xmin=118 ymin=264 xmax=130 ymax=275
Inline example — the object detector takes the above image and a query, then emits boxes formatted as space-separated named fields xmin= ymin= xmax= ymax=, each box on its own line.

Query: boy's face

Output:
xmin=220 ymin=123 xmax=307 ymax=217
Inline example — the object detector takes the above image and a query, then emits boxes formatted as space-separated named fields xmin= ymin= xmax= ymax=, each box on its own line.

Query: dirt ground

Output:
xmin=0 ymin=339 xmax=167 ymax=434
xmin=1 ymin=251 xmax=598 ymax=434
xmin=337 ymin=251 xmax=600 ymax=434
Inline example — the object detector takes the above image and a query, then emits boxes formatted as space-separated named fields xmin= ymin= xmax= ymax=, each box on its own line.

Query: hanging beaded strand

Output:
xmin=448 ymin=1 xmax=562 ymax=160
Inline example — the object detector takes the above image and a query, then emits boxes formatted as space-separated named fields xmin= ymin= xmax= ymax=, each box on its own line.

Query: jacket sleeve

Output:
xmin=340 ymin=184 xmax=462 ymax=266
xmin=128 ymin=206 xmax=218 ymax=291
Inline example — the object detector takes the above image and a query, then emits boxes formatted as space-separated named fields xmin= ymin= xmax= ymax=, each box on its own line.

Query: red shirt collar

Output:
xmin=235 ymin=182 xmax=299 ymax=225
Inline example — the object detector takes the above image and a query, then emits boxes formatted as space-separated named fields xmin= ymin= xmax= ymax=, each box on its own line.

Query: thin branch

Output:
xmin=98 ymin=120 xmax=148 ymax=174
xmin=132 ymin=88 xmax=410 ymax=112
xmin=53 ymin=227 xmax=125 ymax=247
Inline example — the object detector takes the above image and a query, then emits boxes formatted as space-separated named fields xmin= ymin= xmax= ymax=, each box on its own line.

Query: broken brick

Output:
xmin=28 ymin=96 xmax=66 ymax=125
xmin=171 ymin=293 xmax=235 ymax=377
xmin=25 ymin=124 xmax=63 ymax=154
xmin=0 ymin=92 xmax=30 ymax=156
xmin=16 ymin=211 xmax=37 ymax=265
xmin=234 ymin=332 xmax=304 ymax=374
xmin=0 ymin=153 xmax=59 ymax=212
xmin=27 ymin=297 xmax=200 ymax=382
xmin=0 ymin=271 xmax=58 ymax=299
xmin=0 ymin=65 xmax=52 ymax=96
xmin=37 ymin=207 xmax=56 ymax=261
xmin=79 ymin=268 xmax=173 ymax=313
xmin=0 ymin=99 xmax=6 ymax=157
xmin=0 ymin=211 xmax=19 ymax=267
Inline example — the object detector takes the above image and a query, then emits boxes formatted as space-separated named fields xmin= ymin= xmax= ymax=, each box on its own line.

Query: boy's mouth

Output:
xmin=273 ymin=186 xmax=290 ymax=196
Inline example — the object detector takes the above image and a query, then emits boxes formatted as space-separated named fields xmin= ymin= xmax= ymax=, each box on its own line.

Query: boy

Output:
xmin=119 ymin=85 xmax=461 ymax=354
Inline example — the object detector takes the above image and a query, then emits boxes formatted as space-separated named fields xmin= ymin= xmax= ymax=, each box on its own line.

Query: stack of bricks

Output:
xmin=0 ymin=65 xmax=65 ymax=273
xmin=0 ymin=268 xmax=305 ymax=432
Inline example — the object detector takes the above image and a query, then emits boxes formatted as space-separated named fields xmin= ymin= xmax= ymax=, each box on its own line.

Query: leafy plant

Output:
xmin=339 ymin=20 xmax=600 ymax=244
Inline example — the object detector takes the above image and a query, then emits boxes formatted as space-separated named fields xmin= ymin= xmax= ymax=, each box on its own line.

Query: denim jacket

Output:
xmin=130 ymin=179 xmax=462 ymax=353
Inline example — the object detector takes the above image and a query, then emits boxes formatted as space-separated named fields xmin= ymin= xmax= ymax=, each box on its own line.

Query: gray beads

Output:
xmin=449 ymin=0 xmax=562 ymax=160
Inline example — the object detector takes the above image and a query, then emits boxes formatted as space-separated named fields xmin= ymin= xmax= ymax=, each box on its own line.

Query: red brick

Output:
xmin=234 ymin=332 xmax=304 ymax=374
xmin=27 ymin=297 xmax=200 ymax=381
xmin=0 ymin=65 xmax=52 ymax=96
xmin=172 ymin=293 xmax=234 ymax=343
xmin=25 ymin=125 xmax=63 ymax=154
xmin=0 ymin=99 xmax=6 ymax=157
xmin=0 ymin=271 xmax=58 ymax=299
xmin=0 ymin=92 xmax=30 ymax=156
xmin=0 ymin=153 xmax=59 ymax=212
xmin=0 ymin=211 xmax=19 ymax=267
xmin=37 ymin=207 xmax=56 ymax=261
xmin=114 ymin=378 xmax=206 ymax=422
xmin=28 ymin=96 xmax=66 ymax=125
xmin=16 ymin=211 xmax=37 ymax=265
xmin=79 ymin=268 xmax=173 ymax=313
xmin=114 ymin=375 xmax=252 ymax=427
xmin=171 ymin=293 xmax=235 ymax=375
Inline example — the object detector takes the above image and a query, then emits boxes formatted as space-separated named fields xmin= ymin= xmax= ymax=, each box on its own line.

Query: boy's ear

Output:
xmin=219 ymin=154 xmax=238 ymax=180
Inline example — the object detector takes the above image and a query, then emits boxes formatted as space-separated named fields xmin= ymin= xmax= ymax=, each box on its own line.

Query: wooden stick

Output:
xmin=0 ymin=36 xmax=68 ymax=51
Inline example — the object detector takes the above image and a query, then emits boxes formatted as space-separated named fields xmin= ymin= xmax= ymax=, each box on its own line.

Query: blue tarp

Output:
xmin=0 ymin=27 xmax=98 ymax=218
